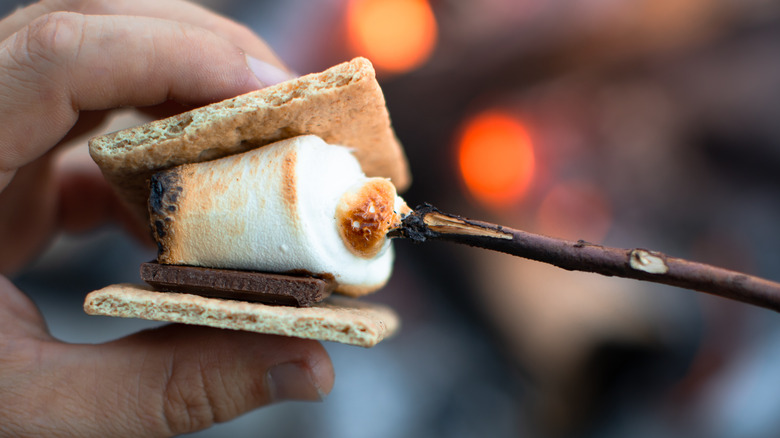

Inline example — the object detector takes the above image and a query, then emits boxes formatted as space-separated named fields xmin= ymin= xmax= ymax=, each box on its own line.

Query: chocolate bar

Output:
xmin=140 ymin=262 xmax=333 ymax=307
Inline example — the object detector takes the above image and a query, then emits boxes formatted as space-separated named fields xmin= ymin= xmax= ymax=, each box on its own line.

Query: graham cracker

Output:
xmin=84 ymin=283 xmax=400 ymax=348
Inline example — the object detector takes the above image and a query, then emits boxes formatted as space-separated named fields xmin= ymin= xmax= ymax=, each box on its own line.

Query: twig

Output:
xmin=390 ymin=204 xmax=780 ymax=312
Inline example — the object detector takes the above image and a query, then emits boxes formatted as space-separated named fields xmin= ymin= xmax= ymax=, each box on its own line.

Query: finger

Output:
xmin=0 ymin=0 xmax=289 ymax=70
xmin=0 ymin=275 xmax=50 ymax=340
xmin=0 ymin=12 xmax=266 ymax=192
xmin=16 ymin=326 xmax=334 ymax=436
xmin=81 ymin=0 xmax=287 ymax=69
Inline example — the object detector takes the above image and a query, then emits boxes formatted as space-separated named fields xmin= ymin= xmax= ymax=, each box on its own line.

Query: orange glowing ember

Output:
xmin=458 ymin=111 xmax=535 ymax=207
xmin=346 ymin=0 xmax=437 ymax=74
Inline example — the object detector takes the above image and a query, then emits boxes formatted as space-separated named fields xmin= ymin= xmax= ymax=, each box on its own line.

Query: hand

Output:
xmin=0 ymin=1 xmax=334 ymax=436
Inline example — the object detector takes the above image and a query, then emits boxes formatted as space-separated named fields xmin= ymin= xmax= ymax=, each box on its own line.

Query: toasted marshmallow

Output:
xmin=149 ymin=135 xmax=408 ymax=296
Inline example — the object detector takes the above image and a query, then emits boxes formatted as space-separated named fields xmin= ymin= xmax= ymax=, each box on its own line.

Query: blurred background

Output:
xmin=5 ymin=0 xmax=780 ymax=436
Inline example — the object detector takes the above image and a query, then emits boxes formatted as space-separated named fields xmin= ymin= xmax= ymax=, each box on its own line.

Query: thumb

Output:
xmin=29 ymin=325 xmax=334 ymax=437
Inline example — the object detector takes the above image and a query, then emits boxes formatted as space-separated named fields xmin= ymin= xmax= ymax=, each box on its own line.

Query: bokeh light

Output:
xmin=346 ymin=0 xmax=437 ymax=74
xmin=457 ymin=111 xmax=535 ymax=208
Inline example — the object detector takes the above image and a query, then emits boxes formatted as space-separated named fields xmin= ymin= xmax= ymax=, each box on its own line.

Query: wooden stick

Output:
xmin=390 ymin=204 xmax=780 ymax=312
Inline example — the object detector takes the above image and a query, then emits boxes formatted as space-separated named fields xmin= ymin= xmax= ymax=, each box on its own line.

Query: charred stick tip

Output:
xmin=389 ymin=203 xmax=440 ymax=243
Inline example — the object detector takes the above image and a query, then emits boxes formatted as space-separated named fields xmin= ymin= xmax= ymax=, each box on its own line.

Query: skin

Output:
xmin=0 ymin=1 xmax=335 ymax=436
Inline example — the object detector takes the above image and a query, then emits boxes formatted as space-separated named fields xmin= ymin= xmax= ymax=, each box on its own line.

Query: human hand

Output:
xmin=0 ymin=1 xmax=334 ymax=436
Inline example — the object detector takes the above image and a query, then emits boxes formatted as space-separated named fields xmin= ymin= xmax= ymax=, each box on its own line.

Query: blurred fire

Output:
xmin=457 ymin=111 xmax=535 ymax=208
xmin=346 ymin=0 xmax=437 ymax=74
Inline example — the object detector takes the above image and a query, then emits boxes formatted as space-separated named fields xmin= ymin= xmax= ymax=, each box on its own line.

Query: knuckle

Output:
xmin=160 ymin=360 xmax=216 ymax=434
xmin=15 ymin=11 xmax=86 ymax=70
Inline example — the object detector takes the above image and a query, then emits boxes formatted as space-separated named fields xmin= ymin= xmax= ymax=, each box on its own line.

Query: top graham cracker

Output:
xmin=89 ymin=57 xmax=410 ymax=219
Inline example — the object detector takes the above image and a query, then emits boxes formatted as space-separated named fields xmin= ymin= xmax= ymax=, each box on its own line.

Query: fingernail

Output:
xmin=267 ymin=362 xmax=326 ymax=402
xmin=246 ymin=55 xmax=295 ymax=88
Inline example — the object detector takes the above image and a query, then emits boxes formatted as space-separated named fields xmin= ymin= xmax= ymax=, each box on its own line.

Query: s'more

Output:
xmin=84 ymin=58 xmax=409 ymax=347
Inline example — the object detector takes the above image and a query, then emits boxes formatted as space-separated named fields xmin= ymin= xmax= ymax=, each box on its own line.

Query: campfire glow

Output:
xmin=457 ymin=111 xmax=535 ymax=208
xmin=346 ymin=0 xmax=437 ymax=74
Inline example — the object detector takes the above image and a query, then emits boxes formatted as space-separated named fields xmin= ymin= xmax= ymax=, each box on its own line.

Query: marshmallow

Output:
xmin=149 ymin=135 xmax=408 ymax=296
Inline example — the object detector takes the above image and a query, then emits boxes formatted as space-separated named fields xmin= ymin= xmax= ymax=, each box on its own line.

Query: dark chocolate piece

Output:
xmin=140 ymin=262 xmax=333 ymax=307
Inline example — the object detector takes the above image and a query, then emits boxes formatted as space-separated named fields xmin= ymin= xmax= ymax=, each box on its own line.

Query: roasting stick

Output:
xmin=390 ymin=204 xmax=780 ymax=312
